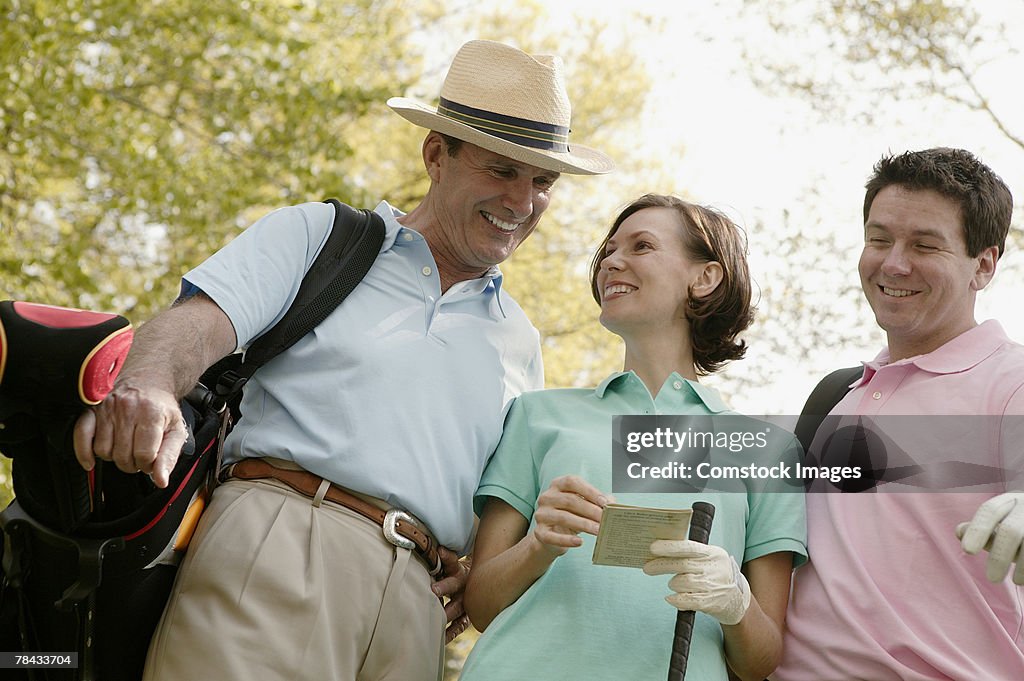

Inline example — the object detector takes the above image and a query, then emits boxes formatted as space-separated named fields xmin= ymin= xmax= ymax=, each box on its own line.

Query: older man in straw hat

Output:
xmin=73 ymin=40 xmax=612 ymax=680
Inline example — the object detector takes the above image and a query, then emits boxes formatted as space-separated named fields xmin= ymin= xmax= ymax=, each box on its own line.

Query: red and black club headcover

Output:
xmin=0 ymin=300 xmax=134 ymax=532
xmin=0 ymin=300 xmax=133 ymax=409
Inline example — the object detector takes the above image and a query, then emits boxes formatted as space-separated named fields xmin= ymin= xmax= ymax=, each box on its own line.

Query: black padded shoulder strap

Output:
xmin=794 ymin=365 xmax=863 ymax=454
xmin=238 ymin=199 xmax=385 ymax=374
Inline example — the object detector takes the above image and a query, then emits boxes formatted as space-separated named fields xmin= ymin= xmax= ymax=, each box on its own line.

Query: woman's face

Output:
xmin=596 ymin=207 xmax=713 ymax=336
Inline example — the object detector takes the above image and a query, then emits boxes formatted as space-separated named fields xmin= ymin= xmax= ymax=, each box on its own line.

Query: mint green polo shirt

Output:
xmin=462 ymin=371 xmax=807 ymax=681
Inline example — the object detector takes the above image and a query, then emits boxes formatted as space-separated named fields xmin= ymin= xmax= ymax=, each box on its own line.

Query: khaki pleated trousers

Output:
xmin=142 ymin=478 xmax=446 ymax=681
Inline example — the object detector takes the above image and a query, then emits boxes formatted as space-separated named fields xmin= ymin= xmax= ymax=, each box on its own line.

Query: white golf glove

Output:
xmin=957 ymin=492 xmax=1024 ymax=585
xmin=643 ymin=539 xmax=751 ymax=626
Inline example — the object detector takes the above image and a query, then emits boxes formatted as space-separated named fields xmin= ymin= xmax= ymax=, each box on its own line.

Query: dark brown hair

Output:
xmin=863 ymin=147 xmax=1013 ymax=258
xmin=436 ymin=132 xmax=463 ymax=157
xmin=589 ymin=194 xmax=754 ymax=375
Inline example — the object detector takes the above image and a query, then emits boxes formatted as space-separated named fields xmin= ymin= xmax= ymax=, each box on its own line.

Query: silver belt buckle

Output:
xmin=382 ymin=509 xmax=417 ymax=550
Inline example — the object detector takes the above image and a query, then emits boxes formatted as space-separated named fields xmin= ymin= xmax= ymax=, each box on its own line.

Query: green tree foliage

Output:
xmin=2 ymin=0 xmax=419 ymax=316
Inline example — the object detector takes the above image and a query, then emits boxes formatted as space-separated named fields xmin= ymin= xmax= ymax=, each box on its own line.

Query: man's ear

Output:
xmin=971 ymin=245 xmax=998 ymax=291
xmin=422 ymin=132 xmax=446 ymax=183
xmin=692 ymin=261 xmax=724 ymax=298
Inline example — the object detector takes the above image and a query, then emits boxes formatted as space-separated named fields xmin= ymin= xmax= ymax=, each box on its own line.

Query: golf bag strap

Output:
xmin=794 ymin=365 xmax=863 ymax=454
xmin=214 ymin=199 xmax=385 ymax=399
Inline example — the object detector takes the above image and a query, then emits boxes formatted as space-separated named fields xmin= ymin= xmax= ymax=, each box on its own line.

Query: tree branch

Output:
xmin=944 ymin=58 xmax=1024 ymax=152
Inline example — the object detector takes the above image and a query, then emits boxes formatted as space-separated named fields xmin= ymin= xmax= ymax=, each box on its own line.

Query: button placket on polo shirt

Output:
xmin=654 ymin=376 xmax=706 ymax=416
xmin=857 ymin=364 xmax=911 ymax=415
xmin=390 ymin=228 xmax=444 ymax=332
xmin=395 ymin=230 xmax=442 ymax=330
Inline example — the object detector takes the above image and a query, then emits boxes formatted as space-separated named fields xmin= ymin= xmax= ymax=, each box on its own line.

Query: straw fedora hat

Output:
xmin=388 ymin=40 xmax=614 ymax=175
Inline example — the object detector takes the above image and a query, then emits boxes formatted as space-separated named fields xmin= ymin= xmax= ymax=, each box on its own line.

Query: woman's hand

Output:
xmin=530 ymin=475 xmax=611 ymax=558
xmin=643 ymin=539 xmax=751 ymax=625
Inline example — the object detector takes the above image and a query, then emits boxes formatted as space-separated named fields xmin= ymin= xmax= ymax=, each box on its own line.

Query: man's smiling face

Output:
xmin=859 ymin=184 xmax=996 ymax=360
xmin=427 ymin=137 xmax=559 ymax=273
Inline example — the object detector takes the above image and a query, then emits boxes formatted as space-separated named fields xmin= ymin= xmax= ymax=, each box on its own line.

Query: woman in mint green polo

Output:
xmin=460 ymin=194 xmax=807 ymax=681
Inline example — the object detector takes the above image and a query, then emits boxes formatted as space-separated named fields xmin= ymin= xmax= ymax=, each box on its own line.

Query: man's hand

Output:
xmin=72 ymin=294 xmax=235 ymax=490
xmin=644 ymin=539 xmax=751 ymax=626
xmin=73 ymin=383 xmax=187 ymax=489
xmin=957 ymin=492 xmax=1024 ymax=584
xmin=432 ymin=547 xmax=472 ymax=643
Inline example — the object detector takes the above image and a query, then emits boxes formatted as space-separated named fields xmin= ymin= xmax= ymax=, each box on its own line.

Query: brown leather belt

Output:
xmin=223 ymin=458 xmax=443 ymax=576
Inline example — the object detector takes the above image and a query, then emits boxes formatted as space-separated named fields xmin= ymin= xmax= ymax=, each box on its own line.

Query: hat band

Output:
xmin=438 ymin=98 xmax=569 ymax=153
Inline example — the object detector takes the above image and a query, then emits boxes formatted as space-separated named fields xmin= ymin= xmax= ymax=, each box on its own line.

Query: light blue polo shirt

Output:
xmin=183 ymin=200 xmax=543 ymax=551
xmin=461 ymin=372 xmax=807 ymax=680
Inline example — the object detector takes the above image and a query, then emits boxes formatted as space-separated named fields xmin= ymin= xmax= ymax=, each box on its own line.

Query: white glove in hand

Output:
xmin=957 ymin=492 xmax=1024 ymax=585
xmin=643 ymin=539 xmax=751 ymax=626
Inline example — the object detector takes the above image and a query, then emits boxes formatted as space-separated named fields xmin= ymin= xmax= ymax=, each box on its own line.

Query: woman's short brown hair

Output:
xmin=589 ymin=194 xmax=754 ymax=375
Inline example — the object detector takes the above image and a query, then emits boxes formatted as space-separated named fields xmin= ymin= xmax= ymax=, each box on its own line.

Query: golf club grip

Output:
xmin=667 ymin=501 xmax=716 ymax=681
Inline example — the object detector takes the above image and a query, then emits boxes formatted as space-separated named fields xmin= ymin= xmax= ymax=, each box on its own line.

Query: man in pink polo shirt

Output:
xmin=775 ymin=147 xmax=1024 ymax=680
